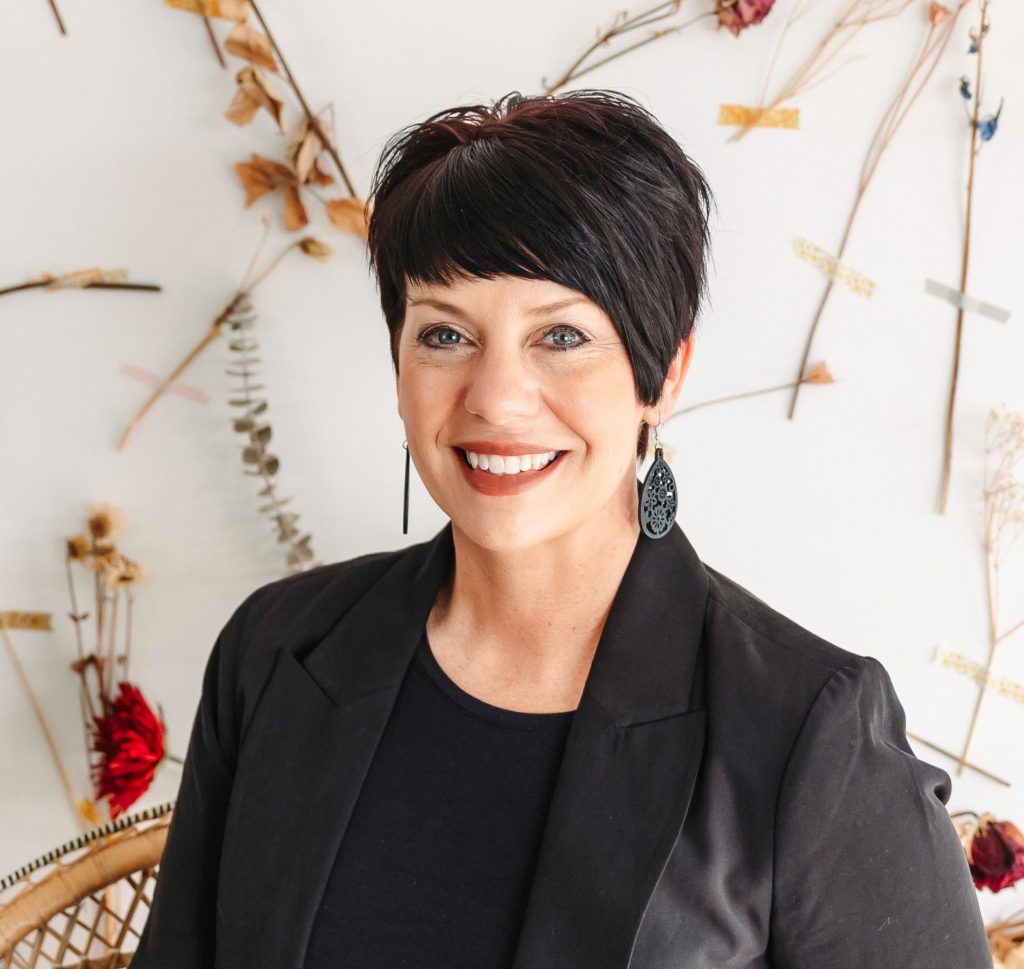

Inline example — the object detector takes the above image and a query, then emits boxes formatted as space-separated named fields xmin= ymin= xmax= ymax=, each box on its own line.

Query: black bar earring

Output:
xmin=639 ymin=420 xmax=677 ymax=539
xmin=402 ymin=440 xmax=410 ymax=535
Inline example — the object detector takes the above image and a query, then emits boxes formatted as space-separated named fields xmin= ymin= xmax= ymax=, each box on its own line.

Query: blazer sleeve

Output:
xmin=768 ymin=656 xmax=991 ymax=969
xmin=129 ymin=591 xmax=257 ymax=969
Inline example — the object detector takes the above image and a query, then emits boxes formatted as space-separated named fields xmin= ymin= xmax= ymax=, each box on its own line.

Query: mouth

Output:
xmin=454 ymin=447 xmax=566 ymax=474
xmin=451 ymin=446 xmax=568 ymax=494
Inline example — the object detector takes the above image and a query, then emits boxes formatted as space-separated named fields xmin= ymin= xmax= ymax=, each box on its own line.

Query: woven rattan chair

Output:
xmin=0 ymin=802 xmax=175 ymax=969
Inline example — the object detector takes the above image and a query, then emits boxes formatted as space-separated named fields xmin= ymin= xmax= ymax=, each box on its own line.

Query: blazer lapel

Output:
xmin=215 ymin=523 xmax=454 ymax=969
xmin=216 ymin=479 xmax=710 ymax=969
xmin=510 ymin=492 xmax=710 ymax=969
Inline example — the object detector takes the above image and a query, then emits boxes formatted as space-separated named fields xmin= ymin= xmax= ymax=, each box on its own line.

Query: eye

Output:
xmin=417 ymin=325 xmax=466 ymax=350
xmin=544 ymin=325 xmax=589 ymax=352
xmin=416 ymin=324 xmax=590 ymax=353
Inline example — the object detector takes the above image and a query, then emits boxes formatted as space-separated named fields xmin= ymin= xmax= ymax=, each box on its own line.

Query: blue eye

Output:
xmin=417 ymin=324 xmax=589 ymax=352
xmin=545 ymin=325 xmax=588 ymax=351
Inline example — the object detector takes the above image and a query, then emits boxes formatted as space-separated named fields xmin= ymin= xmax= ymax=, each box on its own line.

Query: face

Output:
xmin=396 ymin=273 xmax=693 ymax=551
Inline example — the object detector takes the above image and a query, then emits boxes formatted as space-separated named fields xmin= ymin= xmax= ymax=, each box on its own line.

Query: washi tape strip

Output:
xmin=924 ymin=278 xmax=1011 ymax=324
xmin=119 ymin=363 xmax=210 ymax=403
xmin=0 ymin=611 xmax=52 ymax=632
xmin=718 ymin=104 xmax=799 ymax=129
xmin=933 ymin=647 xmax=1024 ymax=706
xmin=793 ymin=237 xmax=876 ymax=299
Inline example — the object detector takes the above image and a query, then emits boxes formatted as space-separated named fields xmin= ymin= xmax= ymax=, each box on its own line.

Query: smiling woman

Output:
xmin=128 ymin=90 xmax=991 ymax=969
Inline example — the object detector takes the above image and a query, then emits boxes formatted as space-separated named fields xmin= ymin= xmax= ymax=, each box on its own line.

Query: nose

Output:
xmin=461 ymin=339 xmax=541 ymax=426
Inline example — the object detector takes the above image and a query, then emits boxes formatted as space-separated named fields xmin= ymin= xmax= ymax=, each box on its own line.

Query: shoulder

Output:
xmin=235 ymin=545 xmax=407 ymax=646
xmin=704 ymin=564 xmax=864 ymax=674
xmin=701 ymin=563 xmax=884 ymax=739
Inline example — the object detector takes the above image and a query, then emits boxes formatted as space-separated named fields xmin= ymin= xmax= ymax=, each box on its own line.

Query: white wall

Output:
xmin=2 ymin=0 xmax=1022 ymax=927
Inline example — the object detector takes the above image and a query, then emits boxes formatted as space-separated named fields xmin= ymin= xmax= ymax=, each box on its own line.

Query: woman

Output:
xmin=130 ymin=91 xmax=990 ymax=969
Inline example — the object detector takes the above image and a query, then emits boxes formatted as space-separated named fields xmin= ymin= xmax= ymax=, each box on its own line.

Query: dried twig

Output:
xmin=955 ymin=407 xmax=1024 ymax=777
xmin=0 ymin=268 xmax=160 ymax=299
xmin=542 ymin=1 xmax=714 ymax=95
xmin=728 ymin=0 xmax=915 ymax=143
xmin=938 ymin=0 xmax=1000 ymax=514
xmin=786 ymin=1 xmax=970 ymax=420
xmin=663 ymin=361 xmax=835 ymax=428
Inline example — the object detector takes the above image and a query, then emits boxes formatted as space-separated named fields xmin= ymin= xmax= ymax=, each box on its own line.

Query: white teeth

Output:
xmin=462 ymin=449 xmax=559 ymax=476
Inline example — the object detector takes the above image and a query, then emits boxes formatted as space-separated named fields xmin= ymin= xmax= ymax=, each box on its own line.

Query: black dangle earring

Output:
xmin=638 ymin=420 xmax=677 ymax=539
xmin=402 ymin=440 xmax=410 ymax=535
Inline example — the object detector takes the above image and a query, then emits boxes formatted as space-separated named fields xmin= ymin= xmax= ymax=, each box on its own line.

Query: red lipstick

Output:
xmin=451 ymin=446 xmax=567 ymax=497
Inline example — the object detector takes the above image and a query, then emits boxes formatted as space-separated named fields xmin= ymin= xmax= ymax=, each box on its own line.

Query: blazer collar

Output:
xmin=216 ymin=480 xmax=710 ymax=969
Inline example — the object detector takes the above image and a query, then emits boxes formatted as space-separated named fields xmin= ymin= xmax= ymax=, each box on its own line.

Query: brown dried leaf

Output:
xmin=235 ymin=153 xmax=295 ymax=206
xmin=325 ymin=197 xmax=369 ymax=237
xmin=225 ymin=66 xmax=287 ymax=134
xmin=164 ymin=0 xmax=250 ymax=19
xmin=299 ymin=237 xmax=333 ymax=261
xmin=283 ymin=184 xmax=309 ymax=230
xmin=287 ymin=115 xmax=325 ymax=185
xmin=224 ymin=20 xmax=278 ymax=72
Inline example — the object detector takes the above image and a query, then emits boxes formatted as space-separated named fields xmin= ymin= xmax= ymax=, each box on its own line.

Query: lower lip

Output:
xmin=453 ymin=448 xmax=568 ymax=496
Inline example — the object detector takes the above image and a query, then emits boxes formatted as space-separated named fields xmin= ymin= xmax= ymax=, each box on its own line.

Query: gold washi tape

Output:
xmin=163 ymin=0 xmax=249 ymax=18
xmin=793 ymin=237 xmax=876 ymax=299
xmin=718 ymin=104 xmax=799 ymax=129
xmin=0 ymin=611 xmax=53 ymax=632
xmin=933 ymin=647 xmax=1024 ymax=706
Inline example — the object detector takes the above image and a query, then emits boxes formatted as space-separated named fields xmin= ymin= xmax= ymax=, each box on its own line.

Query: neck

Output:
xmin=426 ymin=474 xmax=643 ymax=705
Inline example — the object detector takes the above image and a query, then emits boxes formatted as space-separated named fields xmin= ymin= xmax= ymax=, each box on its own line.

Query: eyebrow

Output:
xmin=405 ymin=296 xmax=588 ymax=318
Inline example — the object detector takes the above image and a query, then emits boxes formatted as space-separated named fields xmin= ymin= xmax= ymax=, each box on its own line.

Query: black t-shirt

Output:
xmin=302 ymin=629 xmax=577 ymax=968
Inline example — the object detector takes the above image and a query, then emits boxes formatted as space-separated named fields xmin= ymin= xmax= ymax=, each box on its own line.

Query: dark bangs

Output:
xmin=364 ymin=89 xmax=716 ymax=460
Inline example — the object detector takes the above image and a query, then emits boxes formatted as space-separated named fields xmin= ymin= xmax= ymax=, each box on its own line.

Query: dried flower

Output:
xmin=962 ymin=812 xmax=1024 ymax=892
xmin=66 ymin=533 xmax=91 ymax=561
xmin=86 ymin=503 xmax=126 ymax=543
xmin=802 ymin=361 xmax=835 ymax=384
xmin=930 ymin=2 xmax=951 ymax=24
xmin=977 ymin=97 xmax=1004 ymax=142
xmin=716 ymin=0 xmax=776 ymax=36
xmin=90 ymin=682 xmax=167 ymax=819
xmin=298 ymin=237 xmax=333 ymax=261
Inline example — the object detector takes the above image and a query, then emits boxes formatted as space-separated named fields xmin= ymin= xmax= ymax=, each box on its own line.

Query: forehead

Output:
xmin=404 ymin=274 xmax=597 ymax=315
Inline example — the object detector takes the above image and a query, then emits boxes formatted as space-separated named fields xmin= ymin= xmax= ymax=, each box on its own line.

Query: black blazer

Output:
xmin=129 ymin=510 xmax=991 ymax=969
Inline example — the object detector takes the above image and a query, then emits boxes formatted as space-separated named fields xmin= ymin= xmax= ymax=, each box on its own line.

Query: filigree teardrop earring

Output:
xmin=402 ymin=440 xmax=410 ymax=535
xmin=639 ymin=420 xmax=677 ymax=539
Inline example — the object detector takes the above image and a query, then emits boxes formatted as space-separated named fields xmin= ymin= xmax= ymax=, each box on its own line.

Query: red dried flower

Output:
xmin=716 ymin=0 xmax=776 ymax=36
xmin=965 ymin=813 xmax=1024 ymax=892
xmin=90 ymin=682 xmax=167 ymax=819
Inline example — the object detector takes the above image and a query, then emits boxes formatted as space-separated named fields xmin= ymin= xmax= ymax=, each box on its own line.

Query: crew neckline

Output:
xmin=415 ymin=631 xmax=577 ymax=730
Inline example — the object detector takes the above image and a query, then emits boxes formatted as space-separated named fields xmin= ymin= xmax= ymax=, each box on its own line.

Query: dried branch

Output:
xmin=728 ymin=0 xmax=914 ymax=143
xmin=541 ymin=1 xmax=714 ymax=95
xmin=786 ymin=1 xmax=970 ymax=420
xmin=938 ymin=0 xmax=1000 ymax=514
xmin=954 ymin=406 xmax=1024 ymax=777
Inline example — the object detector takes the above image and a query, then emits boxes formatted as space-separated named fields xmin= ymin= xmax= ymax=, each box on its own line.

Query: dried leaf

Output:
xmin=325 ymin=197 xmax=369 ymax=237
xmin=225 ymin=66 xmax=287 ymax=134
xmin=164 ymin=0 xmax=249 ymax=19
xmin=299 ymin=237 xmax=333 ymax=261
xmin=224 ymin=20 xmax=278 ymax=72
xmin=283 ymin=184 xmax=309 ymax=230
xmin=288 ymin=115 xmax=325 ymax=185
xmin=235 ymin=153 xmax=295 ymax=206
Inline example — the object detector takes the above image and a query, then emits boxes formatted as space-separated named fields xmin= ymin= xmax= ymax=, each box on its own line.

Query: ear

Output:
xmin=395 ymin=369 xmax=402 ymax=421
xmin=642 ymin=333 xmax=696 ymax=425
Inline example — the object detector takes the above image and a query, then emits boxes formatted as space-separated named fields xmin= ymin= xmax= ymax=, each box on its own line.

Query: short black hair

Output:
xmin=364 ymin=89 xmax=716 ymax=461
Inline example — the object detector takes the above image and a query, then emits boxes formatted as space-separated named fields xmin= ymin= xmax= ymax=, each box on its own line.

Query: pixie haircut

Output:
xmin=364 ymin=89 xmax=715 ymax=461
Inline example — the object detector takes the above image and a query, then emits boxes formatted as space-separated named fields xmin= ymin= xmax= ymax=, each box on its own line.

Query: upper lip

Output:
xmin=454 ymin=440 xmax=563 ymax=456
